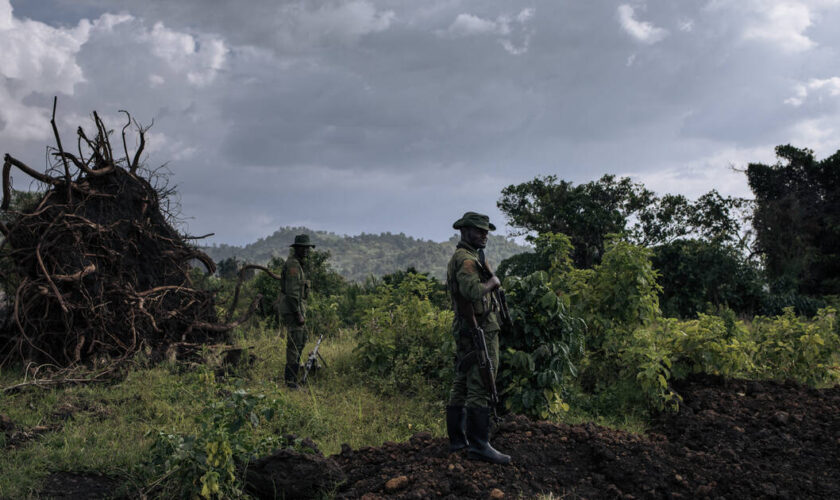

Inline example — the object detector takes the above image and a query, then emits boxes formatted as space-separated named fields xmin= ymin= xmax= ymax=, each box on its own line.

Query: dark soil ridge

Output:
xmin=333 ymin=375 xmax=840 ymax=499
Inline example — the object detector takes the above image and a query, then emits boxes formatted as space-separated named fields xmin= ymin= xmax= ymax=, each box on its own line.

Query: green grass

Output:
xmin=0 ymin=323 xmax=652 ymax=498
xmin=0 ymin=325 xmax=444 ymax=498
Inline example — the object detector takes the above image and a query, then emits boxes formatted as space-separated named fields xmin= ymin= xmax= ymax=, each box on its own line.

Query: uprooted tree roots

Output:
xmin=0 ymin=102 xmax=262 ymax=372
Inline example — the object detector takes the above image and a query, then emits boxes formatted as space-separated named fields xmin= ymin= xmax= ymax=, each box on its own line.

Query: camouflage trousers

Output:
xmin=447 ymin=328 xmax=499 ymax=408
xmin=283 ymin=314 xmax=307 ymax=384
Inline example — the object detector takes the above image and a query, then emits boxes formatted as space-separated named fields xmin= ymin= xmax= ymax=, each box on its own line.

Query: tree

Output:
xmin=498 ymin=174 xmax=748 ymax=269
xmin=498 ymin=175 xmax=653 ymax=268
xmin=747 ymin=145 xmax=840 ymax=295
xmin=651 ymin=239 xmax=765 ymax=318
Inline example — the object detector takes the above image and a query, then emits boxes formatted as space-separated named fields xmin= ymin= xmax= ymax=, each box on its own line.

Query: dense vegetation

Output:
xmin=2 ymin=144 xmax=840 ymax=498
xmin=203 ymin=228 xmax=528 ymax=282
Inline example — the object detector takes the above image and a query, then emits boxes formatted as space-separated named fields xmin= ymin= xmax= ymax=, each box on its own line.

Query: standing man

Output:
xmin=446 ymin=212 xmax=511 ymax=464
xmin=280 ymin=234 xmax=315 ymax=388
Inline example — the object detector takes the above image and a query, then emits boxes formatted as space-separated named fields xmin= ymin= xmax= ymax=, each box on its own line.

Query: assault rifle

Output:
xmin=301 ymin=334 xmax=327 ymax=385
xmin=455 ymin=297 xmax=500 ymax=407
xmin=476 ymin=252 xmax=512 ymax=329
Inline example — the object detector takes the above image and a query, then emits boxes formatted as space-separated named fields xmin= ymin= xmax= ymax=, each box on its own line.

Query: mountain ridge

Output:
xmin=201 ymin=226 xmax=530 ymax=281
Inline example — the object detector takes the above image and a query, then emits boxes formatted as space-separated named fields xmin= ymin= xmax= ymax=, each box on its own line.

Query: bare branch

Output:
xmin=51 ymin=97 xmax=72 ymax=203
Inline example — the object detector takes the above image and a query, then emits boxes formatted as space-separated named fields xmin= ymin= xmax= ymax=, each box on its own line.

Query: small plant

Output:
xmin=500 ymin=271 xmax=586 ymax=419
xmin=353 ymin=273 xmax=455 ymax=396
xmin=146 ymin=389 xmax=286 ymax=499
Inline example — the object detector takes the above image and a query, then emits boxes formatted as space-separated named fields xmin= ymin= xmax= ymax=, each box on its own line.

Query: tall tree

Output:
xmin=747 ymin=145 xmax=840 ymax=295
xmin=498 ymin=175 xmax=654 ymax=268
xmin=498 ymin=174 xmax=747 ymax=268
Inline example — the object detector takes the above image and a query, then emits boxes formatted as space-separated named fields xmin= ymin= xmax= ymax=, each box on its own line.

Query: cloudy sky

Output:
xmin=2 ymin=0 xmax=840 ymax=245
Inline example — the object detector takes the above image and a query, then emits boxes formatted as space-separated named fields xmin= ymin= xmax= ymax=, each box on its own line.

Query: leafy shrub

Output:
xmin=752 ymin=307 xmax=840 ymax=385
xmin=570 ymin=238 xmax=662 ymax=388
xmin=146 ymin=388 xmax=295 ymax=499
xmin=251 ymin=257 xmax=284 ymax=326
xmin=651 ymin=239 xmax=765 ymax=318
xmin=499 ymin=271 xmax=585 ymax=418
xmin=665 ymin=311 xmax=756 ymax=379
xmin=353 ymin=273 xmax=454 ymax=396
xmin=618 ymin=326 xmax=681 ymax=411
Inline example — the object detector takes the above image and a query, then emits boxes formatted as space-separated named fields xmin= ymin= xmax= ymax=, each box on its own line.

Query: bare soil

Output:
xmin=333 ymin=375 xmax=840 ymax=499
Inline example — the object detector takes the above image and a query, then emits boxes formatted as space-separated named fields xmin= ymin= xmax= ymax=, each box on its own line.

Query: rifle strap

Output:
xmin=456 ymin=350 xmax=479 ymax=373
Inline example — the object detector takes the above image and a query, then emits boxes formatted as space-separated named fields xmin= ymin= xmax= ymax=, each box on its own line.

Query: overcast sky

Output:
xmin=2 ymin=0 xmax=840 ymax=245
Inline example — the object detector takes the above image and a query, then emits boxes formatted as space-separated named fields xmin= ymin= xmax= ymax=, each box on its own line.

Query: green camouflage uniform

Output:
xmin=279 ymin=253 xmax=310 ymax=384
xmin=447 ymin=240 xmax=501 ymax=408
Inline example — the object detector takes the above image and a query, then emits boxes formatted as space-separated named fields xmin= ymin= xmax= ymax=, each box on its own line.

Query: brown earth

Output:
xmin=332 ymin=375 xmax=840 ymax=499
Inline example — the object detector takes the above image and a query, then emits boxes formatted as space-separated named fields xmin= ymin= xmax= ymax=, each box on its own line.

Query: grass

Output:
xmin=0 ymin=321 xmax=651 ymax=498
xmin=0 ymin=324 xmax=444 ymax=498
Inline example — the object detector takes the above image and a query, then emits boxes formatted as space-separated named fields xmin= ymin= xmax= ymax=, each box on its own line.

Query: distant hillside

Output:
xmin=202 ymin=227 xmax=531 ymax=281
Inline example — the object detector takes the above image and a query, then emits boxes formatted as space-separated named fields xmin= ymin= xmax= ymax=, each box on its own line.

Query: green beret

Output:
xmin=452 ymin=211 xmax=496 ymax=231
xmin=290 ymin=234 xmax=316 ymax=247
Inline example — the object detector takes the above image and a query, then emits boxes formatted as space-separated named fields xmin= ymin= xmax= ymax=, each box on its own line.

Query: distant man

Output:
xmin=445 ymin=212 xmax=511 ymax=464
xmin=280 ymin=234 xmax=315 ymax=388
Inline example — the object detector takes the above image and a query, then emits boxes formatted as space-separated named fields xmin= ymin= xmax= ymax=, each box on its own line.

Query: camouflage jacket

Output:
xmin=447 ymin=240 xmax=501 ymax=334
xmin=278 ymin=255 xmax=310 ymax=316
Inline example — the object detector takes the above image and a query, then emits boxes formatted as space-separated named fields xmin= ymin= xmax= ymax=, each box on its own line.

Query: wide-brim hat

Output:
xmin=290 ymin=234 xmax=316 ymax=247
xmin=452 ymin=211 xmax=496 ymax=231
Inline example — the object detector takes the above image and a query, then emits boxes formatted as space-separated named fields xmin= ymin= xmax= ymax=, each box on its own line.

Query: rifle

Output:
xmin=476 ymin=252 xmax=512 ymax=329
xmin=453 ymin=294 xmax=500 ymax=408
xmin=301 ymin=334 xmax=327 ymax=385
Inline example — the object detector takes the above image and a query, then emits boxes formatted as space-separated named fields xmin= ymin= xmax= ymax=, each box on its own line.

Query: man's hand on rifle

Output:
xmin=482 ymin=275 xmax=501 ymax=295
xmin=296 ymin=312 xmax=305 ymax=326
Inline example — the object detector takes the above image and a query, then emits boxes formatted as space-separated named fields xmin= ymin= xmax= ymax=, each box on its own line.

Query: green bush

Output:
xmin=353 ymin=273 xmax=454 ymax=396
xmin=499 ymin=271 xmax=585 ymax=418
xmin=752 ymin=307 xmax=840 ymax=385
xmin=146 ymin=388 xmax=296 ymax=499
xmin=651 ymin=239 xmax=765 ymax=318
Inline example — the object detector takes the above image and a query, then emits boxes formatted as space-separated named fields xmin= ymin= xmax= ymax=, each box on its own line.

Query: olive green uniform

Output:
xmin=447 ymin=240 xmax=501 ymax=408
xmin=279 ymin=254 xmax=310 ymax=385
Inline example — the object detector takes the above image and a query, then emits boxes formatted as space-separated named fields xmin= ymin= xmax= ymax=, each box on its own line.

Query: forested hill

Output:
xmin=201 ymin=227 xmax=530 ymax=281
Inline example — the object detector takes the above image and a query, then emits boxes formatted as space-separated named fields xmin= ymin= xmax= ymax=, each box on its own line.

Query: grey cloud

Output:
xmin=5 ymin=0 xmax=840 ymax=246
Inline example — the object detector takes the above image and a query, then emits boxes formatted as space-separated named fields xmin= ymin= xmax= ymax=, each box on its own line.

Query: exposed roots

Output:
xmin=0 ymin=103 xmax=261 ymax=373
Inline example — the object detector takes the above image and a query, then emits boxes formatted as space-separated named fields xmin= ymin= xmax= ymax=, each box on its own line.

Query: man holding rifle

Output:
xmin=445 ymin=211 xmax=511 ymax=464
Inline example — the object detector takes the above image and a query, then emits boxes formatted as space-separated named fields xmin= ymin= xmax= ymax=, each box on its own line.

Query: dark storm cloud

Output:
xmin=4 ymin=0 xmax=840 ymax=245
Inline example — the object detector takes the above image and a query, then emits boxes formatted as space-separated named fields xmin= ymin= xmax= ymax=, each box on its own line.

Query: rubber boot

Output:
xmin=284 ymin=365 xmax=298 ymax=389
xmin=446 ymin=405 xmax=469 ymax=452
xmin=466 ymin=407 xmax=511 ymax=464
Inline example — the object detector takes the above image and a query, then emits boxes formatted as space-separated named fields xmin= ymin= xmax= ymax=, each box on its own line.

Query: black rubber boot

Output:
xmin=466 ymin=407 xmax=511 ymax=464
xmin=446 ymin=405 xmax=469 ymax=452
xmin=284 ymin=365 xmax=298 ymax=389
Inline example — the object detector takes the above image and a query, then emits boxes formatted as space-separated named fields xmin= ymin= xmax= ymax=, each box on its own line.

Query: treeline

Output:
xmin=499 ymin=145 xmax=840 ymax=318
xmin=203 ymin=228 xmax=528 ymax=282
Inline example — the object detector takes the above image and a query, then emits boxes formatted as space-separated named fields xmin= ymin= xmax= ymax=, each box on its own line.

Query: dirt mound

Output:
xmin=333 ymin=376 xmax=840 ymax=499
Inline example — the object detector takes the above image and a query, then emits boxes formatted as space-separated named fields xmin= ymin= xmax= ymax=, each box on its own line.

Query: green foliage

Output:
xmin=498 ymin=175 xmax=747 ymax=269
xmin=251 ymin=256 xmax=284 ymax=326
xmin=146 ymin=387 xmax=298 ymax=499
xmin=499 ymin=271 xmax=585 ymax=419
xmin=618 ymin=327 xmax=681 ymax=411
xmin=306 ymin=293 xmax=342 ymax=337
xmin=304 ymin=249 xmax=347 ymax=297
xmin=560 ymin=238 xmax=670 ymax=411
xmin=498 ymin=175 xmax=654 ymax=268
xmin=497 ymin=232 xmax=573 ymax=281
xmin=619 ymin=307 xmax=840 ymax=410
xmin=353 ymin=273 xmax=454 ymax=396
xmin=575 ymin=238 xmax=662 ymax=348
xmin=751 ymin=307 xmax=840 ymax=385
xmin=651 ymin=239 xmax=765 ymax=318
xmin=748 ymin=145 xmax=840 ymax=296
xmin=216 ymin=257 xmax=246 ymax=280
